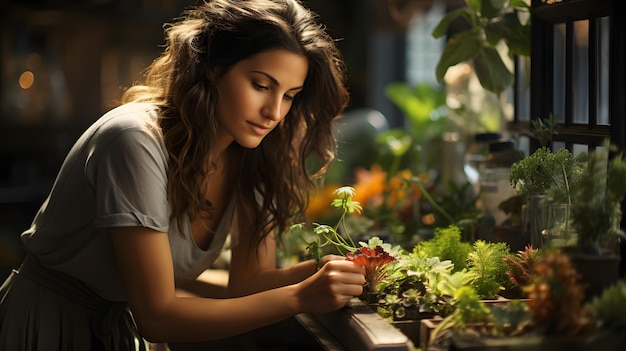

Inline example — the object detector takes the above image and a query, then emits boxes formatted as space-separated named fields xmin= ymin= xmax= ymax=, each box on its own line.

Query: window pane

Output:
xmin=515 ymin=56 xmax=531 ymax=122
xmin=597 ymin=16 xmax=610 ymax=125
xmin=573 ymin=143 xmax=588 ymax=157
xmin=573 ymin=20 xmax=589 ymax=124
xmin=553 ymin=141 xmax=565 ymax=151
xmin=553 ymin=23 xmax=566 ymax=121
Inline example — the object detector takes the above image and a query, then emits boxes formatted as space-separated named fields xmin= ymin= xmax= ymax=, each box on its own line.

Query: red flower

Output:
xmin=346 ymin=246 xmax=397 ymax=293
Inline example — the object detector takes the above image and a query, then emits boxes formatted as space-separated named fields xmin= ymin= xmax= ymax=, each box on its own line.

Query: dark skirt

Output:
xmin=0 ymin=254 xmax=147 ymax=351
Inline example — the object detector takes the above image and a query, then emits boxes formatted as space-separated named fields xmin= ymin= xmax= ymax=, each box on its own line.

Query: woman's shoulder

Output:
xmin=96 ymin=102 xmax=161 ymax=132
xmin=72 ymin=102 xmax=166 ymax=160
xmin=84 ymin=103 xmax=163 ymax=144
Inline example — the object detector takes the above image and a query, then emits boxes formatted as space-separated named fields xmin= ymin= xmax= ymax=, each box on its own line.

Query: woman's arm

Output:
xmin=111 ymin=226 xmax=364 ymax=343
xmin=228 ymin=230 xmax=347 ymax=297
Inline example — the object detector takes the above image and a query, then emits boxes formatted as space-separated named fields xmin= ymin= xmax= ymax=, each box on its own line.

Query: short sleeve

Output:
xmin=90 ymin=127 xmax=170 ymax=232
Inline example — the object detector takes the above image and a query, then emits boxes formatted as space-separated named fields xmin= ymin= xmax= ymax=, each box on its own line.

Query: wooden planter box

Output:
xmin=308 ymin=298 xmax=415 ymax=350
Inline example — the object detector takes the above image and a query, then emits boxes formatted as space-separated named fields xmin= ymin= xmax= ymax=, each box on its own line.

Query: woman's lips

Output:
xmin=248 ymin=121 xmax=271 ymax=136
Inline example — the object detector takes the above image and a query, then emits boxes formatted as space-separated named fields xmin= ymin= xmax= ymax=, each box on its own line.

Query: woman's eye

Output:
xmin=284 ymin=94 xmax=295 ymax=101
xmin=253 ymin=82 xmax=268 ymax=91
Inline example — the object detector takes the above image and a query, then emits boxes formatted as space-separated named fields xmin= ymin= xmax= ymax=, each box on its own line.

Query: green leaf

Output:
xmin=473 ymin=46 xmax=513 ymax=93
xmin=507 ymin=24 xmax=531 ymax=57
xmin=435 ymin=30 xmax=482 ymax=83
xmin=486 ymin=12 xmax=531 ymax=57
xmin=481 ymin=0 xmax=507 ymax=19
xmin=384 ymin=82 xmax=446 ymax=128
xmin=509 ymin=0 xmax=530 ymax=9
xmin=467 ymin=0 xmax=482 ymax=14
xmin=432 ymin=7 xmax=471 ymax=39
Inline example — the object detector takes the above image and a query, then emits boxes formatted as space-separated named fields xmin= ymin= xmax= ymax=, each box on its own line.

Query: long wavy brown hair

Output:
xmin=121 ymin=0 xmax=349 ymax=255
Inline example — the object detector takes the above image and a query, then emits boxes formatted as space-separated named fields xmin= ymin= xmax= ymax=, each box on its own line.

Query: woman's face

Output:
xmin=214 ymin=48 xmax=309 ymax=150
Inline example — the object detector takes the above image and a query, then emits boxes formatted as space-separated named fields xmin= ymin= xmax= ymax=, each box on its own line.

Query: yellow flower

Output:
xmin=306 ymin=184 xmax=339 ymax=221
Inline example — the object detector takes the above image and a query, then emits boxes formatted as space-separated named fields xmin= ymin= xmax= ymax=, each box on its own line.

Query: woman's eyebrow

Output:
xmin=251 ymin=70 xmax=303 ymax=91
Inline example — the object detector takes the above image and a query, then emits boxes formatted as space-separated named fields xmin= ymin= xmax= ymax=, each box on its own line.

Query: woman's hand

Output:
xmin=296 ymin=258 xmax=365 ymax=314
xmin=316 ymin=254 xmax=346 ymax=270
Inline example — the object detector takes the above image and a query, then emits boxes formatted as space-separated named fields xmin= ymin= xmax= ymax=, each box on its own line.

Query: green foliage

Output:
xmin=384 ymin=82 xmax=447 ymax=144
xmin=589 ymin=279 xmax=626 ymax=331
xmin=569 ymin=144 xmax=626 ymax=254
xmin=509 ymin=147 xmax=583 ymax=200
xmin=432 ymin=0 xmax=531 ymax=93
xmin=290 ymin=186 xmax=361 ymax=261
xmin=358 ymin=236 xmax=403 ymax=258
xmin=530 ymin=113 xmax=560 ymax=147
xmin=465 ymin=240 xmax=512 ymax=299
xmin=430 ymin=285 xmax=493 ymax=343
xmin=453 ymin=286 xmax=493 ymax=326
xmin=491 ymin=299 xmax=532 ymax=336
xmin=377 ymin=253 xmax=457 ymax=318
xmin=414 ymin=225 xmax=472 ymax=272
xmin=382 ymin=82 xmax=448 ymax=173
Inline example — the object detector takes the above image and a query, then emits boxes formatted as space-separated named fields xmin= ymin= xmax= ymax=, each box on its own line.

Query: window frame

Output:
xmin=528 ymin=0 xmax=624 ymax=152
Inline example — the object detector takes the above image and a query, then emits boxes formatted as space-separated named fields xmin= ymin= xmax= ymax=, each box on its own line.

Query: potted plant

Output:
xmin=555 ymin=144 xmax=626 ymax=300
xmin=509 ymin=145 xmax=584 ymax=248
xmin=375 ymin=254 xmax=456 ymax=346
xmin=565 ymin=144 xmax=626 ymax=255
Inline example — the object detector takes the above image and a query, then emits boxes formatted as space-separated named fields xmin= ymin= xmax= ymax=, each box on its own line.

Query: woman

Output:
xmin=0 ymin=0 xmax=365 ymax=350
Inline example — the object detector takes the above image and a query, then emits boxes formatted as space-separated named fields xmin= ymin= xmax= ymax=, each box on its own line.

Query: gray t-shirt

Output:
xmin=20 ymin=102 xmax=236 ymax=301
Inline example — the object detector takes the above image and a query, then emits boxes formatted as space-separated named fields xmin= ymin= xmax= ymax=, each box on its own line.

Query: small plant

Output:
xmin=292 ymin=186 xmax=362 ymax=262
xmin=589 ymin=279 xmax=626 ymax=332
xmin=292 ymin=186 xmax=401 ymax=298
xmin=377 ymin=253 xmax=457 ymax=319
xmin=414 ymin=225 xmax=472 ymax=272
xmin=568 ymin=144 xmax=626 ymax=254
xmin=346 ymin=245 xmax=397 ymax=294
xmin=429 ymin=286 xmax=493 ymax=346
xmin=524 ymin=250 xmax=594 ymax=336
xmin=530 ymin=113 xmax=560 ymax=147
xmin=509 ymin=146 xmax=583 ymax=201
xmin=502 ymin=245 xmax=541 ymax=298
xmin=464 ymin=240 xmax=512 ymax=299
xmin=490 ymin=299 xmax=532 ymax=336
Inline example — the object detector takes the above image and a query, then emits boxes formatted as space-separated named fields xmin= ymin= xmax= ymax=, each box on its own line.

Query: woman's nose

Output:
xmin=262 ymin=97 xmax=282 ymax=121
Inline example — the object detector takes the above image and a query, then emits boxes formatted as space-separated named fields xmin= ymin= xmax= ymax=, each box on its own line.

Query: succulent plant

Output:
xmin=524 ymin=250 xmax=594 ymax=336
xmin=588 ymin=279 xmax=626 ymax=331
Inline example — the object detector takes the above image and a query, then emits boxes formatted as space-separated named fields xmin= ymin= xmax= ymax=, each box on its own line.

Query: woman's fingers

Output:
xmin=296 ymin=258 xmax=366 ymax=313
xmin=321 ymin=260 xmax=365 ymax=297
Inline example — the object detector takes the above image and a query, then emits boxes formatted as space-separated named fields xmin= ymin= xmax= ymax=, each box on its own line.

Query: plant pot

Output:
xmin=566 ymin=252 xmax=621 ymax=301
xmin=523 ymin=195 xmax=550 ymax=249
xmin=419 ymin=317 xmax=443 ymax=350
xmin=391 ymin=320 xmax=422 ymax=347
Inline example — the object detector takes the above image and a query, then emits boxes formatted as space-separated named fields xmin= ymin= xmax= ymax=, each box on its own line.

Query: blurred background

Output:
xmin=1 ymin=0 xmax=622 ymax=280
